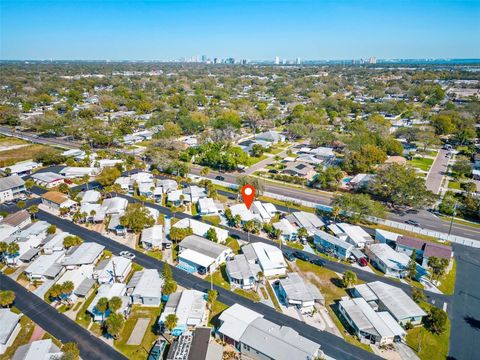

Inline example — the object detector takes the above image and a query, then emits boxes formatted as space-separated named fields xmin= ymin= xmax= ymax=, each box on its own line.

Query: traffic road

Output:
xmin=34 ymin=210 xmax=380 ymax=360
xmin=0 ymin=274 xmax=127 ymax=360
xmin=425 ymin=149 xmax=449 ymax=195
xmin=0 ymin=126 xmax=81 ymax=149
xmin=190 ymin=167 xmax=480 ymax=240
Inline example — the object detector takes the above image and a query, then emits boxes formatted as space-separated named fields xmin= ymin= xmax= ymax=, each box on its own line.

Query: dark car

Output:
xmin=215 ymin=175 xmax=225 ymax=181
xmin=283 ymin=251 xmax=295 ymax=262
xmin=293 ymin=251 xmax=310 ymax=262
xmin=310 ymin=258 xmax=326 ymax=267
xmin=358 ymin=257 xmax=368 ymax=267
xmin=268 ymin=169 xmax=279 ymax=174
xmin=405 ymin=219 xmax=421 ymax=227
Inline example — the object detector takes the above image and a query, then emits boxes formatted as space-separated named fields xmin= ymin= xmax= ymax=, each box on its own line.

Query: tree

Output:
xmin=407 ymin=250 xmax=417 ymax=280
xmin=108 ymin=296 xmax=123 ymax=313
xmin=200 ymin=167 xmax=210 ymax=176
xmin=7 ymin=242 xmax=19 ymax=258
xmin=48 ymin=284 xmax=63 ymax=301
xmin=205 ymin=228 xmax=218 ymax=243
xmin=312 ymin=166 xmax=344 ymax=191
xmin=331 ymin=193 xmax=385 ymax=223
xmin=342 ymin=270 xmax=357 ymax=288
xmin=411 ymin=287 xmax=426 ymax=303
xmin=120 ymin=203 xmax=155 ymax=233
xmin=369 ymin=164 xmax=435 ymax=209
xmin=17 ymin=200 xmax=26 ymax=210
xmin=169 ymin=226 xmax=193 ymax=242
xmin=58 ymin=183 xmax=70 ymax=194
xmin=61 ymin=281 xmax=75 ymax=297
xmin=162 ymin=263 xmax=173 ymax=281
xmin=47 ymin=225 xmax=57 ymax=235
xmin=462 ymin=182 xmax=477 ymax=194
xmin=297 ymin=227 xmax=308 ymax=242
xmin=451 ymin=158 xmax=472 ymax=179
xmin=61 ymin=342 xmax=80 ymax=360
xmin=105 ymin=312 xmax=125 ymax=339
xmin=427 ymin=256 xmax=450 ymax=281
xmin=97 ymin=167 xmax=121 ymax=187
xmin=0 ymin=242 xmax=7 ymax=263
xmin=0 ymin=290 xmax=15 ymax=307
xmin=162 ymin=279 xmax=178 ymax=295
xmin=164 ymin=314 xmax=178 ymax=334
xmin=28 ymin=205 xmax=39 ymax=220
xmin=236 ymin=176 xmax=264 ymax=197
xmin=63 ymin=235 xmax=83 ymax=249
xmin=331 ymin=206 xmax=341 ymax=222
xmin=96 ymin=297 xmax=109 ymax=321
xmin=207 ymin=290 xmax=218 ymax=310
xmin=424 ymin=306 xmax=448 ymax=335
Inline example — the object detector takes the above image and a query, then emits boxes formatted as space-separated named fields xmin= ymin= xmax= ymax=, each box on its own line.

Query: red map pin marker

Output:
xmin=241 ymin=184 xmax=255 ymax=209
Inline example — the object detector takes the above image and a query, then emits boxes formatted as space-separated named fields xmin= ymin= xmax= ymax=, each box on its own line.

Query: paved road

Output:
xmin=34 ymin=210 xmax=380 ymax=360
xmin=448 ymin=244 xmax=480 ymax=360
xmin=0 ymin=126 xmax=81 ymax=149
xmin=425 ymin=149 xmax=449 ymax=195
xmin=0 ymin=274 xmax=127 ymax=360
xmin=190 ymin=167 xmax=480 ymax=240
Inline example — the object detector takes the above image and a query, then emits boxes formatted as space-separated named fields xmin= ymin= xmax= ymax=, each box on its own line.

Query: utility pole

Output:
xmin=112 ymin=260 xmax=117 ymax=283
xmin=447 ymin=202 xmax=457 ymax=240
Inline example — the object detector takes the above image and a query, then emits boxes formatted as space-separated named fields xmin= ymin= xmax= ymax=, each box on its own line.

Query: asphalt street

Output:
xmin=190 ymin=167 xmax=480 ymax=240
xmin=34 ymin=210 xmax=381 ymax=360
xmin=425 ymin=149 xmax=450 ymax=195
xmin=0 ymin=126 xmax=81 ymax=149
xmin=0 ymin=274 xmax=127 ymax=360
xmin=448 ymin=244 xmax=480 ymax=360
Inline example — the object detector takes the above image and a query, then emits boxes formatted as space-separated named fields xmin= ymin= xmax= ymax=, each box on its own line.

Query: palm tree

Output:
xmin=331 ymin=206 xmax=341 ymax=222
xmin=90 ymin=210 xmax=96 ymax=224
xmin=0 ymin=242 xmax=8 ymax=264
xmin=28 ymin=205 xmax=39 ymax=220
xmin=256 ymin=271 xmax=264 ymax=292
xmin=96 ymin=297 xmax=109 ymax=322
xmin=108 ymin=296 xmax=123 ymax=313
xmin=7 ymin=243 xmax=19 ymax=260
xmin=164 ymin=314 xmax=178 ymax=335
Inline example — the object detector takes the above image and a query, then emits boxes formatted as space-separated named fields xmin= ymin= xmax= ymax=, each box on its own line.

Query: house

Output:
xmin=166 ymin=327 xmax=223 ymax=360
xmin=0 ymin=309 xmax=21 ymax=355
xmin=345 ymin=173 xmax=374 ymax=190
xmin=277 ymin=272 xmax=324 ymax=312
xmin=43 ymin=232 xmax=70 ymax=254
xmin=473 ymin=169 xmax=480 ymax=180
xmin=338 ymin=297 xmax=406 ymax=345
xmin=474 ymin=153 xmax=480 ymax=169
xmin=365 ymin=243 xmax=411 ymax=278
xmin=250 ymin=201 xmax=277 ymax=223
xmin=282 ymin=161 xmax=317 ymax=181
xmin=352 ymin=281 xmax=427 ymax=325
xmin=78 ymin=190 xmax=102 ymax=204
xmin=93 ymin=159 xmax=123 ymax=168
xmin=0 ymin=175 xmax=26 ymax=203
xmin=60 ymin=242 xmax=105 ymax=269
xmin=172 ymin=218 xmax=228 ymax=243
xmin=226 ymin=254 xmax=261 ymax=290
xmin=87 ymin=283 xmax=131 ymax=322
xmin=141 ymin=225 xmax=166 ymax=250
xmin=11 ymin=339 xmax=63 ymax=360
xmin=31 ymin=172 xmax=66 ymax=188
xmin=62 ymin=149 xmax=86 ymax=158
xmin=375 ymin=229 xmax=401 ymax=248
xmin=272 ymin=218 xmax=298 ymax=241
xmin=107 ymin=214 xmax=126 ymax=235
xmin=177 ymin=235 xmax=233 ymax=274
xmin=286 ymin=211 xmax=324 ymax=235
xmin=158 ymin=290 xmax=207 ymax=336
xmin=24 ymin=251 xmax=65 ymax=281
xmin=395 ymin=236 xmax=453 ymax=268
xmin=0 ymin=210 xmax=31 ymax=232
xmin=336 ymin=223 xmax=373 ymax=249
xmin=197 ymin=197 xmax=220 ymax=215
xmin=157 ymin=179 xmax=178 ymax=193
xmin=101 ymin=197 xmax=128 ymax=215
xmin=241 ymin=242 xmax=287 ymax=277
xmin=229 ymin=203 xmax=256 ymax=223
xmin=385 ymin=156 xmax=407 ymax=166
xmin=167 ymin=189 xmax=183 ymax=206
xmin=41 ymin=191 xmax=77 ymax=212
xmin=313 ymin=229 xmax=353 ymax=260
xmin=79 ymin=203 xmax=106 ymax=222
xmin=59 ymin=167 xmax=100 ymax=178
xmin=255 ymin=130 xmax=285 ymax=143
xmin=1 ymin=160 xmax=41 ymax=176
xmin=217 ymin=304 xmax=323 ymax=360
xmin=55 ymin=264 xmax=95 ymax=299
xmin=298 ymin=146 xmax=335 ymax=159
xmin=183 ymin=185 xmax=207 ymax=203
xmin=94 ymin=256 xmax=132 ymax=284
xmin=12 ymin=221 xmax=50 ymax=265
xmin=127 ymin=269 xmax=164 ymax=306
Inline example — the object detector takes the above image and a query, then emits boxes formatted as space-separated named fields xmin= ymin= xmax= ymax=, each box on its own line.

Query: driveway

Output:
xmin=425 ymin=149 xmax=449 ymax=194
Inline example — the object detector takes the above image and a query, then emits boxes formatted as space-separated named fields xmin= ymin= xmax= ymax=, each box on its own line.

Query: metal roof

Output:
xmin=75 ymin=278 xmax=96 ymax=297
xmin=0 ymin=175 xmax=25 ymax=192
xmin=0 ymin=309 xmax=21 ymax=345
xmin=129 ymin=269 xmax=163 ymax=298
xmin=226 ymin=254 xmax=260 ymax=282
xmin=180 ymin=235 xmax=230 ymax=259
xmin=279 ymin=272 xmax=324 ymax=303
xmin=61 ymin=242 xmax=104 ymax=266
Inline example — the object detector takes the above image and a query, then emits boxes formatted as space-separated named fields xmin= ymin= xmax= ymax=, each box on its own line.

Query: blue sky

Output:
xmin=1 ymin=0 xmax=479 ymax=60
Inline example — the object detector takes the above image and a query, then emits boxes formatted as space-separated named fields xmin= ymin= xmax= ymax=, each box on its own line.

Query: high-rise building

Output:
xmin=213 ymin=57 xmax=219 ymax=64
xmin=296 ymin=57 xmax=301 ymax=65
xmin=369 ymin=57 xmax=377 ymax=64
xmin=274 ymin=56 xmax=280 ymax=65
xmin=201 ymin=55 xmax=207 ymax=62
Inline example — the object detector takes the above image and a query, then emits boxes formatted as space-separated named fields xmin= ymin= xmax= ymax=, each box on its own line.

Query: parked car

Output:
xmin=282 ymin=251 xmax=295 ymax=262
xmin=293 ymin=251 xmax=310 ymax=262
xmin=358 ymin=257 xmax=368 ymax=267
xmin=215 ymin=175 xmax=225 ymax=181
xmin=405 ymin=219 xmax=421 ymax=227
xmin=268 ymin=169 xmax=279 ymax=174
xmin=120 ymin=251 xmax=135 ymax=260
xmin=309 ymin=258 xmax=326 ymax=267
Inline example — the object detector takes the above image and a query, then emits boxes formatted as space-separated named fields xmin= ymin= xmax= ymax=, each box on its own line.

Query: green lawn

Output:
xmin=75 ymin=286 xmax=99 ymax=328
xmin=2 ymin=266 xmax=16 ymax=275
xmin=0 ymin=315 xmax=35 ymax=360
xmin=205 ymin=264 xmax=230 ymax=290
xmin=406 ymin=303 xmax=450 ymax=360
xmin=437 ymin=259 xmax=456 ymax=295
xmin=247 ymin=154 xmax=268 ymax=165
xmin=0 ymin=144 xmax=53 ymax=167
xmin=447 ymin=181 xmax=461 ymax=190
xmin=258 ymin=195 xmax=315 ymax=213
xmin=208 ymin=301 xmax=229 ymax=327
xmin=265 ymin=281 xmax=282 ymax=312
xmin=225 ymin=237 xmax=240 ymax=254
xmin=114 ymin=305 xmax=162 ymax=360
xmin=202 ymin=215 xmax=221 ymax=226
xmin=146 ymin=250 xmax=163 ymax=260
xmin=234 ymin=288 xmax=260 ymax=302
xmin=407 ymin=157 xmax=434 ymax=172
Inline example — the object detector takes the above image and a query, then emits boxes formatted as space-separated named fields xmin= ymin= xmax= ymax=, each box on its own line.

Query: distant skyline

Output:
xmin=1 ymin=0 xmax=479 ymax=61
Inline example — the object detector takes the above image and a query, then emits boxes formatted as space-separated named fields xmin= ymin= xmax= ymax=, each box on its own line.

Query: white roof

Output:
xmin=12 ymin=339 xmax=62 ymax=360
xmin=141 ymin=225 xmax=163 ymax=246
xmin=367 ymin=243 xmax=410 ymax=271
xmin=0 ymin=309 xmax=21 ymax=345
xmin=160 ymin=290 xmax=207 ymax=327
xmin=131 ymin=171 xmax=154 ymax=183
xmin=288 ymin=211 xmax=324 ymax=232
xmin=218 ymin=303 xmax=263 ymax=342
xmin=79 ymin=203 xmax=106 ymax=221
xmin=229 ymin=203 xmax=255 ymax=222
xmin=97 ymin=256 xmax=131 ymax=281
xmin=60 ymin=167 xmax=98 ymax=177
xmin=375 ymin=229 xmax=401 ymax=242
xmin=44 ymin=232 xmax=69 ymax=251
xmin=1 ymin=161 xmax=40 ymax=174
xmin=56 ymin=264 xmax=94 ymax=290
xmin=167 ymin=189 xmax=182 ymax=202
xmin=242 ymin=242 xmax=286 ymax=273
xmin=173 ymin=218 xmax=228 ymax=242
xmin=25 ymin=251 xmax=64 ymax=277
xmin=179 ymin=248 xmax=216 ymax=268
xmin=101 ymin=197 xmax=128 ymax=214
xmin=279 ymin=272 xmax=324 ymax=303
xmin=130 ymin=269 xmax=164 ymax=298
xmin=337 ymin=223 xmax=372 ymax=246
xmin=31 ymin=172 xmax=65 ymax=183
xmin=198 ymin=197 xmax=218 ymax=213
xmin=61 ymin=242 xmax=105 ymax=266
xmin=80 ymin=190 xmax=101 ymax=204
xmin=273 ymin=218 xmax=297 ymax=236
